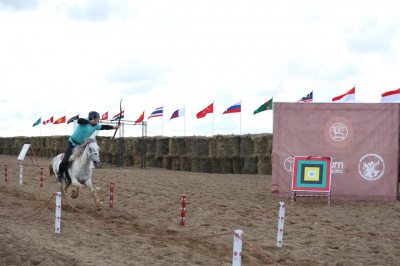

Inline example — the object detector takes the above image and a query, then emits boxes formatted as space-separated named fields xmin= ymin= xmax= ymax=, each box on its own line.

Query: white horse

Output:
xmin=49 ymin=138 xmax=103 ymax=207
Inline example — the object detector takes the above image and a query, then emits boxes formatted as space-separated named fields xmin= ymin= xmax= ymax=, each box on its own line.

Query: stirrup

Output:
xmin=56 ymin=174 xmax=62 ymax=182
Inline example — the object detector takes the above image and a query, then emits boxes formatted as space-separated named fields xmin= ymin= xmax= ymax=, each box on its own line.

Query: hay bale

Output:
xmin=132 ymin=137 xmax=142 ymax=153
xmin=200 ymin=158 xmax=212 ymax=173
xmin=155 ymin=156 xmax=163 ymax=168
xmin=99 ymin=137 xmax=111 ymax=163
xmin=170 ymin=137 xmax=187 ymax=156
xmin=208 ymin=137 xmax=217 ymax=157
xmin=232 ymin=157 xmax=243 ymax=174
xmin=211 ymin=157 xmax=221 ymax=173
xmin=147 ymin=137 xmax=157 ymax=156
xmin=171 ymin=156 xmax=181 ymax=171
xmin=221 ymin=158 xmax=233 ymax=174
xmin=163 ymin=156 xmax=172 ymax=169
xmin=190 ymin=157 xmax=201 ymax=172
xmin=53 ymin=136 xmax=63 ymax=156
xmin=156 ymin=137 xmax=169 ymax=156
xmin=146 ymin=155 xmax=157 ymax=167
xmin=258 ymin=155 xmax=272 ymax=175
xmin=226 ymin=136 xmax=241 ymax=157
xmin=39 ymin=137 xmax=46 ymax=157
xmin=243 ymin=156 xmax=258 ymax=174
xmin=180 ymin=156 xmax=191 ymax=172
xmin=216 ymin=135 xmax=228 ymax=157
xmin=252 ymin=133 xmax=273 ymax=156
xmin=133 ymin=154 xmax=142 ymax=166
xmin=123 ymin=138 xmax=134 ymax=166
xmin=240 ymin=135 xmax=254 ymax=157
xmin=3 ymin=138 xmax=11 ymax=155
xmin=0 ymin=137 xmax=3 ymax=154
xmin=111 ymin=138 xmax=125 ymax=165
xmin=196 ymin=137 xmax=209 ymax=156
xmin=185 ymin=137 xmax=196 ymax=157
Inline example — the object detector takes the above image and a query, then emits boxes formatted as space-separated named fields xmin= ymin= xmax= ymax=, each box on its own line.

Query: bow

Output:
xmin=105 ymin=98 xmax=122 ymax=154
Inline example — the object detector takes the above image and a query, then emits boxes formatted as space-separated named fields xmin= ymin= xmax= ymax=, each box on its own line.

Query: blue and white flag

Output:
xmin=32 ymin=117 xmax=41 ymax=127
xmin=148 ymin=107 xmax=163 ymax=119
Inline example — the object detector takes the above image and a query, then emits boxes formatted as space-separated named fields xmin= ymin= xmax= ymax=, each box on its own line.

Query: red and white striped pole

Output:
xmin=276 ymin=202 xmax=286 ymax=247
xmin=40 ymin=167 xmax=43 ymax=190
xmin=5 ymin=164 xmax=7 ymax=182
xmin=109 ymin=182 xmax=114 ymax=208
xmin=180 ymin=195 xmax=187 ymax=226
xmin=232 ymin=230 xmax=243 ymax=266
xmin=55 ymin=192 xmax=61 ymax=234
xmin=19 ymin=165 xmax=23 ymax=186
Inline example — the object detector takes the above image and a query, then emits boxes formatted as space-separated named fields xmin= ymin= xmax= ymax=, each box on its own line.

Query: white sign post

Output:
xmin=232 ymin=229 xmax=243 ymax=266
xmin=55 ymin=192 xmax=61 ymax=234
xmin=276 ymin=202 xmax=286 ymax=247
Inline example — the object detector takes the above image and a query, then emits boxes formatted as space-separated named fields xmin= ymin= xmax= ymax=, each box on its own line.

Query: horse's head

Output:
xmin=86 ymin=140 xmax=100 ymax=166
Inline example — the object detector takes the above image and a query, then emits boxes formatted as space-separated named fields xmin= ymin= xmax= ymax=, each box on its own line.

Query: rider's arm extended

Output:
xmin=77 ymin=118 xmax=90 ymax=124
xmin=100 ymin=125 xmax=114 ymax=130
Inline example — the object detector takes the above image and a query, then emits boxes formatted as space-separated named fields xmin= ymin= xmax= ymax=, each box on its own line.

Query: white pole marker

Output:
xmin=276 ymin=202 xmax=286 ymax=247
xmin=232 ymin=229 xmax=243 ymax=266
xmin=55 ymin=192 xmax=61 ymax=234
xmin=19 ymin=165 xmax=23 ymax=185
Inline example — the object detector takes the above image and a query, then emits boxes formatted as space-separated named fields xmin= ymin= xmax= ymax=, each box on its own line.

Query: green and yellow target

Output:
xmin=292 ymin=156 xmax=332 ymax=192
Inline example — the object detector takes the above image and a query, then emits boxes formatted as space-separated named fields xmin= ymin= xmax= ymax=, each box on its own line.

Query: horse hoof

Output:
xmin=71 ymin=189 xmax=79 ymax=199
xmin=96 ymin=202 xmax=103 ymax=207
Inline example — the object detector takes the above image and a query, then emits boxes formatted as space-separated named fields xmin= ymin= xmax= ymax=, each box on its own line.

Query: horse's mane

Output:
xmin=69 ymin=138 xmax=96 ymax=162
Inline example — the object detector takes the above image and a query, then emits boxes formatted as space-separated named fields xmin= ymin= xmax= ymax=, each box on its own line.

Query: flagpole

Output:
xmin=162 ymin=105 xmax=164 ymax=136
xmin=240 ymin=100 xmax=242 ymax=135
xmin=212 ymin=101 xmax=214 ymax=136
xmin=40 ymin=117 xmax=42 ymax=136
xmin=65 ymin=117 xmax=66 ymax=135
xmin=354 ymin=85 xmax=356 ymax=102
xmin=184 ymin=105 xmax=186 ymax=137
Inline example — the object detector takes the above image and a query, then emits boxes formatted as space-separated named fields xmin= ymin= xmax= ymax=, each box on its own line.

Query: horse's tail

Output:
xmin=49 ymin=157 xmax=55 ymax=176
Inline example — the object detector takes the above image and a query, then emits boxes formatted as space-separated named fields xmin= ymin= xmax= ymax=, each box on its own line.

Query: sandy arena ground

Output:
xmin=1 ymin=154 xmax=400 ymax=265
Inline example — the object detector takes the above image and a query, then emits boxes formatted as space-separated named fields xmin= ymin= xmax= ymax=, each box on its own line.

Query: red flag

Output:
xmin=135 ymin=111 xmax=145 ymax=125
xmin=42 ymin=116 xmax=53 ymax=125
xmin=102 ymin=111 xmax=108 ymax=120
xmin=53 ymin=116 xmax=66 ymax=124
xmin=196 ymin=103 xmax=213 ymax=119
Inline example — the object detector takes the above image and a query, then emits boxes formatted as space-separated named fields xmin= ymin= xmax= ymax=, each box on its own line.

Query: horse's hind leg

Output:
xmin=84 ymin=179 xmax=103 ymax=207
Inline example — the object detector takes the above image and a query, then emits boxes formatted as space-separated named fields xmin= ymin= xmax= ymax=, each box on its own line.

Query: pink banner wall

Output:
xmin=272 ymin=103 xmax=399 ymax=201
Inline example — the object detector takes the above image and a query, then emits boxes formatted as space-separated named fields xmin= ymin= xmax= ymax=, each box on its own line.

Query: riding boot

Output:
xmin=56 ymin=172 xmax=62 ymax=182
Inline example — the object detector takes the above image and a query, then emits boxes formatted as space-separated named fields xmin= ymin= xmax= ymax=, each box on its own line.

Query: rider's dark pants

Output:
xmin=58 ymin=142 xmax=74 ymax=176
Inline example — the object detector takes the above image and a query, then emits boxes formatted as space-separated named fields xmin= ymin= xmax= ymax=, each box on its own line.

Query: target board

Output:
xmin=292 ymin=156 xmax=332 ymax=192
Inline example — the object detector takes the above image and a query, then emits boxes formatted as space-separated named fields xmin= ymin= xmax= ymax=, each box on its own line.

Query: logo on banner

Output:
xmin=329 ymin=123 xmax=348 ymax=141
xmin=358 ymin=154 xmax=385 ymax=181
xmin=324 ymin=117 xmax=353 ymax=147
xmin=284 ymin=157 xmax=295 ymax=172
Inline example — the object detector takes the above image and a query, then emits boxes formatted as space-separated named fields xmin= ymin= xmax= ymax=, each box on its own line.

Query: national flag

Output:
xmin=254 ymin=98 xmax=273 ymax=115
xmin=170 ymin=107 xmax=185 ymax=120
xmin=135 ymin=111 xmax=145 ymax=125
xmin=148 ymin=107 xmax=163 ymax=119
xmin=222 ymin=101 xmax=241 ymax=115
xmin=32 ymin=117 xmax=41 ymax=127
xmin=381 ymin=89 xmax=400 ymax=102
xmin=332 ymin=87 xmax=355 ymax=102
xmin=111 ymin=110 xmax=124 ymax=121
xmin=102 ymin=111 xmax=108 ymax=120
xmin=297 ymin=91 xmax=313 ymax=102
xmin=196 ymin=103 xmax=213 ymax=119
xmin=67 ymin=114 xmax=79 ymax=124
xmin=53 ymin=116 xmax=66 ymax=125
xmin=42 ymin=116 xmax=53 ymax=125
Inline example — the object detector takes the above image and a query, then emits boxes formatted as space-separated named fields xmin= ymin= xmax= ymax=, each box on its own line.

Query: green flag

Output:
xmin=253 ymin=98 xmax=273 ymax=115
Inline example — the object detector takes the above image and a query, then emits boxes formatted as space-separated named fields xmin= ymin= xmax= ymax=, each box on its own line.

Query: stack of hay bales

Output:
xmin=146 ymin=137 xmax=158 ymax=167
xmin=2 ymin=138 xmax=9 ymax=155
xmin=186 ymin=137 xmax=209 ymax=172
xmin=132 ymin=138 xmax=142 ymax=166
xmin=45 ymin=137 xmax=53 ymax=158
xmin=169 ymin=137 xmax=187 ymax=171
xmin=98 ymin=136 xmax=110 ymax=163
xmin=252 ymin=133 xmax=273 ymax=175
xmin=123 ymin=137 xmax=134 ymax=166
xmin=40 ymin=137 xmax=47 ymax=157
xmin=0 ymin=137 xmax=3 ymax=154
xmin=155 ymin=137 xmax=168 ymax=168
xmin=113 ymin=138 xmax=124 ymax=165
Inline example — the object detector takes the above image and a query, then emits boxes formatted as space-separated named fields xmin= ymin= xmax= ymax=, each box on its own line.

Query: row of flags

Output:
xmin=32 ymin=87 xmax=400 ymax=127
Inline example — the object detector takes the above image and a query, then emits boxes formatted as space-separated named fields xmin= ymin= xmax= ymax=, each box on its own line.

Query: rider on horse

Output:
xmin=56 ymin=111 xmax=119 ymax=182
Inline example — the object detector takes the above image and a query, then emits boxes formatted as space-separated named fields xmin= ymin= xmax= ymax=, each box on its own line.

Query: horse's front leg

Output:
xmin=84 ymin=179 xmax=103 ymax=207
xmin=70 ymin=173 xmax=81 ymax=199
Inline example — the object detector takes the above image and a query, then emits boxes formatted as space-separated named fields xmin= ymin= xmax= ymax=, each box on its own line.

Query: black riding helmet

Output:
xmin=88 ymin=111 xmax=100 ymax=120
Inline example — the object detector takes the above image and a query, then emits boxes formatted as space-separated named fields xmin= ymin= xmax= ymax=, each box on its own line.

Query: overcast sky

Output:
xmin=1 ymin=0 xmax=399 ymax=138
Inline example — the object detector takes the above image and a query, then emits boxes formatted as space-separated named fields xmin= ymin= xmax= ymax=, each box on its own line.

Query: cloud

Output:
xmin=0 ymin=0 xmax=40 ymax=11
xmin=106 ymin=58 xmax=172 ymax=84
xmin=63 ymin=0 xmax=131 ymax=22
xmin=346 ymin=16 xmax=400 ymax=55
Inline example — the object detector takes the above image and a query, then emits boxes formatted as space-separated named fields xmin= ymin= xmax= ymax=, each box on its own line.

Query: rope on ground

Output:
xmin=239 ymin=235 xmax=279 ymax=266
xmin=62 ymin=195 xmax=233 ymax=239
xmin=288 ymin=208 xmax=400 ymax=238
xmin=188 ymin=198 xmax=280 ymax=221
xmin=115 ymin=190 xmax=181 ymax=213
xmin=0 ymin=192 xmax=56 ymax=218
xmin=80 ymin=188 xmax=110 ymax=198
